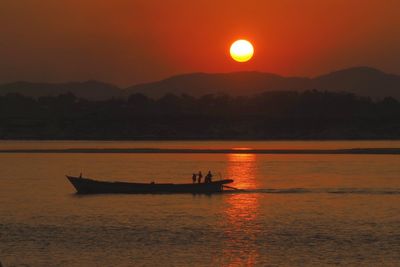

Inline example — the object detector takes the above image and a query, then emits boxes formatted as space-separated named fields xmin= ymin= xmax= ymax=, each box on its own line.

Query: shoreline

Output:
xmin=0 ymin=148 xmax=399 ymax=154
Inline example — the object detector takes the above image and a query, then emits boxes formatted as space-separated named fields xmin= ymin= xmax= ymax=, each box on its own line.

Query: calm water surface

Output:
xmin=0 ymin=141 xmax=399 ymax=266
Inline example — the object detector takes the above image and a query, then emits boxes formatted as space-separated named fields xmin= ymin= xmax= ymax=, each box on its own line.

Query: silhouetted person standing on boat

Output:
xmin=198 ymin=171 xmax=203 ymax=183
xmin=192 ymin=173 xmax=197 ymax=183
xmin=205 ymin=171 xmax=213 ymax=183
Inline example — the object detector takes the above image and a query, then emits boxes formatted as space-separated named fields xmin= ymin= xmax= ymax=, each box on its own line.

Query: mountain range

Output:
xmin=0 ymin=80 xmax=121 ymax=101
xmin=1 ymin=66 xmax=399 ymax=100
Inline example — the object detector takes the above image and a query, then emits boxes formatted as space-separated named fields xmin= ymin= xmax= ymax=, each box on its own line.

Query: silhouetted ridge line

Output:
xmin=0 ymin=80 xmax=121 ymax=100
xmin=126 ymin=66 xmax=400 ymax=99
xmin=1 ymin=66 xmax=400 ymax=100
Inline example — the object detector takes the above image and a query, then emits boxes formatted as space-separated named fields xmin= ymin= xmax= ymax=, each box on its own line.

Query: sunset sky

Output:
xmin=1 ymin=0 xmax=399 ymax=86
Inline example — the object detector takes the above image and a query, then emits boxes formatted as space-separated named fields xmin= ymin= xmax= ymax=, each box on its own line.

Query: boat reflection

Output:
xmin=218 ymin=153 xmax=261 ymax=266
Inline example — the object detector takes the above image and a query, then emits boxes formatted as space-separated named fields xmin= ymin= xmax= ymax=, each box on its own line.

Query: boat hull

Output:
xmin=66 ymin=176 xmax=234 ymax=194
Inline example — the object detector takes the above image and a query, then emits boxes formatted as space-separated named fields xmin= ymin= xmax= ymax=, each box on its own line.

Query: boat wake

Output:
xmin=224 ymin=188 xmax=400 ymax=195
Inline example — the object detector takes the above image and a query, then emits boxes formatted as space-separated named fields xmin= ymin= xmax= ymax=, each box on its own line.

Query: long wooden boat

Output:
xmin=66 ymin=175 xmax=234 ymax=194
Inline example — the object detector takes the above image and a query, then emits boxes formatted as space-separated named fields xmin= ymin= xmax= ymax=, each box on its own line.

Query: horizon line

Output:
xmin=0 ymin=147 xmax=399 ymax=155
xmin=1 ymin=65 xmax=397 ymax=89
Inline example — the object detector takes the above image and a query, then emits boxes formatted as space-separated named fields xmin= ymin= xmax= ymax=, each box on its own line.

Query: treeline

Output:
xmin=0 ymin=90 xmax=400 ymax=139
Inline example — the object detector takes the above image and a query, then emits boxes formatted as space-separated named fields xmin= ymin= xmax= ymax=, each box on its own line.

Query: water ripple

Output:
xmin=226 ymin=188 xmax=400 ymax=195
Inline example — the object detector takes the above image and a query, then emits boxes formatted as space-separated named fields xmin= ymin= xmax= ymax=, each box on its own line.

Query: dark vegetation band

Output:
xmin=1 ymin=90 xmax=399 ymax=139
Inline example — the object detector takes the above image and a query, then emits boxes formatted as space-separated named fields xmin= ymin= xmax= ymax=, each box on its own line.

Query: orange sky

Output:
xmin=1 ymin=0 xmax=399 ymax=86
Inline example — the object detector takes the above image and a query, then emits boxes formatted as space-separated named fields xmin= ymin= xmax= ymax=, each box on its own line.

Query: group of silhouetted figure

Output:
xmin=192 ymin=171 xmax=213 ymax=184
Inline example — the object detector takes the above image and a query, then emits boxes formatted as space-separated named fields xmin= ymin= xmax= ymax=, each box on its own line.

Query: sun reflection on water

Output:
xmin=218 ymin=154 xmax=262 ymax=266
xmin=226 ymin=153 xmax=258 ymax=189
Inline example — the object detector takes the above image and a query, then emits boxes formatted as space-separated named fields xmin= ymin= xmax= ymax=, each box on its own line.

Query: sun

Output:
xmin=230 ymin=39 xmax=254 ymax=62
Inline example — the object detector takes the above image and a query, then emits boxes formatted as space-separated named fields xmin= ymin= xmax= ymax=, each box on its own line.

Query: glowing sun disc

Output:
xmin=230 ymin=40 xmax=254 ymax=62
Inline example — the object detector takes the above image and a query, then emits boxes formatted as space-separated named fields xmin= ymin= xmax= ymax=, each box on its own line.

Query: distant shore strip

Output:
xmin=0 ymin=148 xmax=399 ymax=154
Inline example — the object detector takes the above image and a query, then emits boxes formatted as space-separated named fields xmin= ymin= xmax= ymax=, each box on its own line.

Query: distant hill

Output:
xmin=1 ymin=67 xmax=399 ymax=100
xmin=313 ymin=67 xmax=400 ymax=99
xmin=126 ymin=67 xmax=400 ymax=100
xmin=0 ymin=80 xmax=121 ymax=100
xmin=126 ymin=72 xmax=311 ymax=98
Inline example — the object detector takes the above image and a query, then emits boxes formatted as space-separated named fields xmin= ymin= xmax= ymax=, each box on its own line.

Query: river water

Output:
xmin=0 ymin=141 xmax=399 ymax=266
